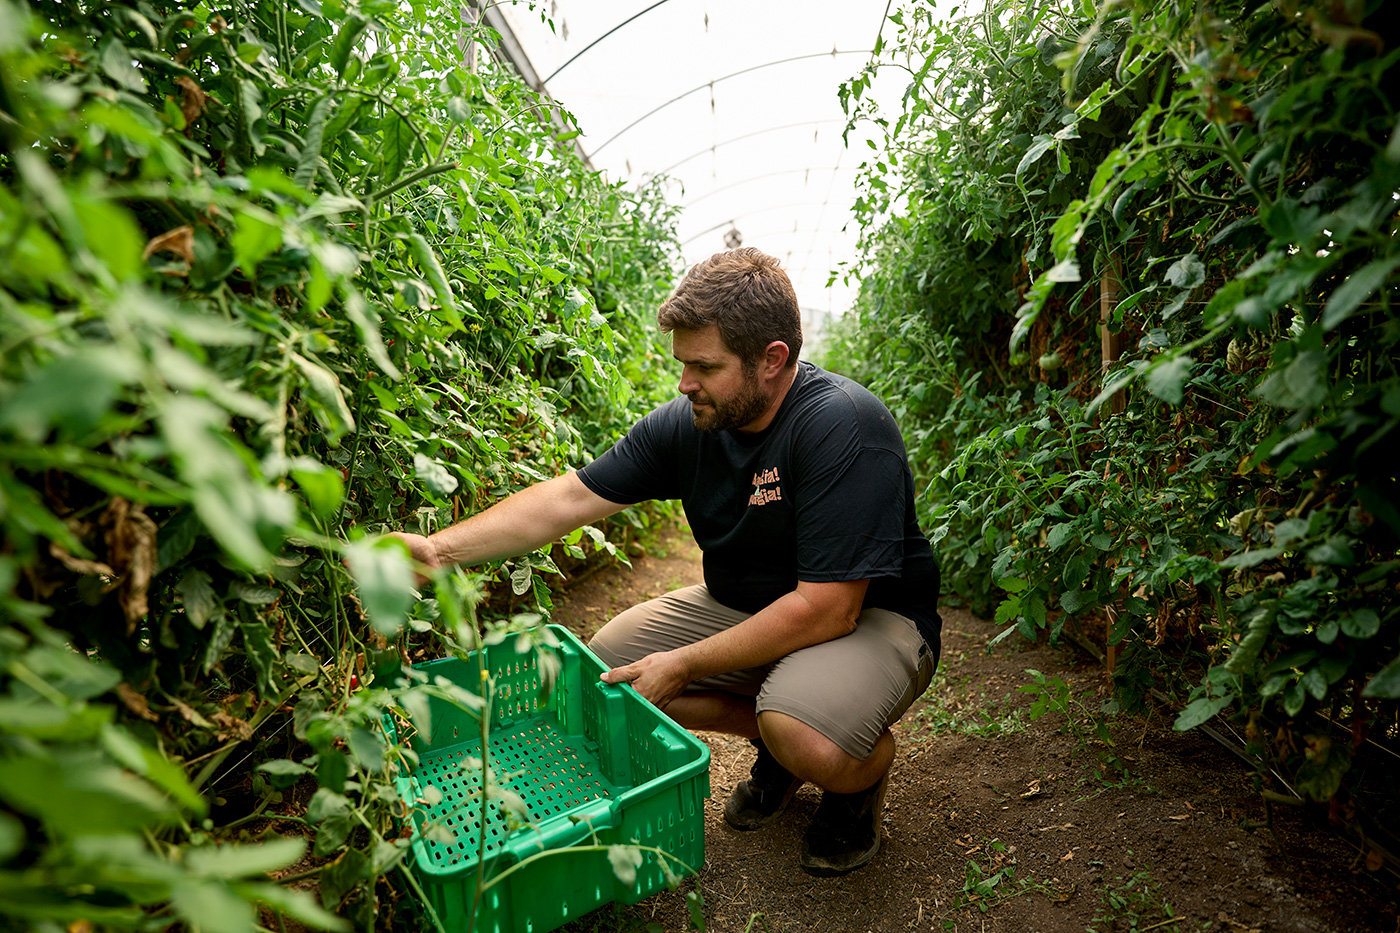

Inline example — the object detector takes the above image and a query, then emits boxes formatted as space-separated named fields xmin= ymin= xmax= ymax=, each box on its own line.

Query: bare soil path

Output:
xmin=551 ymin=528 xmax=1400 ymax=933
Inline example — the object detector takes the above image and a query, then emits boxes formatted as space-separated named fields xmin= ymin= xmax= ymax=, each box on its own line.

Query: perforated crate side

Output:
xmin=399 ymin=627 xmax=710 ymax=933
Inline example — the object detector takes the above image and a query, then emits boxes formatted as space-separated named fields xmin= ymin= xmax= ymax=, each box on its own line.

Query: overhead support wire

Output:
xmin=542 ymin=0 xmax=674 ymax=85
xmin=681 ymin=201 xmax=836 ymax=245
xmin=682 ymin=166 xmax=855 ymax=208
xmin=655 ymin=119 xmax=845 ymax=176
xmin=588 ymin=48 xmax=871 ymax=158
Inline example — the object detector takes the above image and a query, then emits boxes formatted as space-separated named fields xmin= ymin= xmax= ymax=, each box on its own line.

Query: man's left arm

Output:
xmin=600 ymin=577 xmax=869 ymax=709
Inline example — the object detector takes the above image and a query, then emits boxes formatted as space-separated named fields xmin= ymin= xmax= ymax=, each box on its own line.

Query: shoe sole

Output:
xmin=723 ymin=779 xmax=801 ymax=831
xmin=798 ymin=833 xmax=881 ymax=877
xmin=797 ymin=773 xmax=889 ymax=876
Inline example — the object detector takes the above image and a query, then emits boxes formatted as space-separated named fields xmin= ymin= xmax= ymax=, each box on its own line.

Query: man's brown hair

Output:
xmin=657 ymin=248 xmax=803 ymax=369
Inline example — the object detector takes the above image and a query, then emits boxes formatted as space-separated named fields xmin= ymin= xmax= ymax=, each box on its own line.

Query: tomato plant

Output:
xmin=0 ymin=0 xmax=682 ymax=928
xmin=828 ymin=0 xmax=1399 ymax=818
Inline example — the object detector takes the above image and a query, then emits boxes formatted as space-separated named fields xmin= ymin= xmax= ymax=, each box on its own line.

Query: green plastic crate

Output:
xmin=392 ymin=625 xmax=710 ymax=933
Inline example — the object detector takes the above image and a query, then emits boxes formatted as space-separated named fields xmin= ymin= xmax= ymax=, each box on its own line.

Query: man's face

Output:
xmin=671 ymin=326 xmax=769 ymax=432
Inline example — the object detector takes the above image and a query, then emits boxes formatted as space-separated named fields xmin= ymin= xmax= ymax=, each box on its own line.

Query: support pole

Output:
xmin=1100 ymin=251 xmax=1126 ymax=673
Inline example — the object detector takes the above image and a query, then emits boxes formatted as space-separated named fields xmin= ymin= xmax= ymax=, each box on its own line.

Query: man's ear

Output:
xmin=761 ymin=340 xmax=791 ymax=378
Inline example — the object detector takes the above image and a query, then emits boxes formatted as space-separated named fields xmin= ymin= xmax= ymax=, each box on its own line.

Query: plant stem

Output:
xmin=365 ymin=162 xmax=460 ymax=204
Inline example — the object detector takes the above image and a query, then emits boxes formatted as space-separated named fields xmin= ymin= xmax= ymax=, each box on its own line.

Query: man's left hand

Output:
xmin=600 ymin=650 xmax=691 ymax=710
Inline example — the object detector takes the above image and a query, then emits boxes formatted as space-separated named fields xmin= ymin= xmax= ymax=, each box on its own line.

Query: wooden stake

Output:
xmin=1100 ymin=252 xmax=1125 ymax=417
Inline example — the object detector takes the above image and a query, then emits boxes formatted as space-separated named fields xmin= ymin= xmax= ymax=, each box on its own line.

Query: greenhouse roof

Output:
xmin=493 ymin=0 xmax=909 ymax=328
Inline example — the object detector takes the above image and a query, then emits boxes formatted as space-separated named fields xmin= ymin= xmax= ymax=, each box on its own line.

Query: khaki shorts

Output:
xmin=587 ymin=584 xmax=936 ymax=760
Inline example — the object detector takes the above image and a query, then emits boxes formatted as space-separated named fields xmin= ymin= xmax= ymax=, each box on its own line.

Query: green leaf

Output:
xmin=1340 ymin=608 xmax=1380 ymax=639
xmin=1253 ymin=350 xmax=1327 ymax=410
xmin=1174 ymin=695 xmax=1231 ymax=731
xmin=241 ymin=882 xmax=350 ymax=932
xmin=330 ymin=14 xmax=370 ymax=77
xmin=1046 ymin=523 xmax=1076 ymax=550
xmin=238 ymin=79 xmax=267 ymax=156
xmin=289 ymin=457 xmax=345 ymax=519
xmin=187 ymin=837 xmax=307 ymax=879
xmin=1220 ymin=547 xmax=1284 ymax=569
xmin=257 ymin=758 xmax=310 ymax=790
xmin=344 ymin=537 xmax=415 ymax=637
xmin=1145 ymin=354 xmax=1193 ymax=405
xmin=170 ymin=880 xmax=256 ymax=933
xmin=1322 ymin=256 xmax=1400 ymax=330
xmin=100 ymin=723 xmax=208 ymax=815
xmin=1307 ymin=536 xmax=1355 ymax=566
xmin=608 ymin=844 xmax=644 ymax=888
xmin=510 ymin=562 xmax=532 ymax=596
xmin=1016 ymin=135 xmax=1055 ymax=177
xmin=348 ymin=726 xmax=385 ymax=773
xmin=230 ymin=207 xmax=282 ymax=273
xmin=100 ymin=38 xmax=147 ymax=92
xmin=0 ymin=472 xmax=88 ymax=555
xmin=203 ymin=611 xmax=238 ymax=673
xmin=291 ymin=352 xmax=355 ymax=441
xmin=0 ymin=754 xmax=175 ymax=836
xmin=317 ymin=750 xmax=350 ymax=794
xmin=308 ymin=787 xmax=351 ymax=825
xmin=446 ymin=96 xmax=471 ymax=123
xmin=406 ymin=233 xmax=464 ymax=331
xmin=1363 ymin=655 xmax=1400 ymax=698
xmin=74 ymin=197 xmax=144 ymax=281
xmin=320 ymin=847 xmax=369 ymax=909
xmin=240 ymin=620 xmax=282 ymax=697
xmin=1163 ymin=253 xmax=1206 ymax=289
xmin=295 ymin=95 xmax=335 ymax=190
xmin=343 ymin=290 xmax=403 ymax=381
xmin=413 ymin=453 xmax=458 ymax=499
xmin=231 ymin=581 xmax=280 ymax=605
xmin=0 ymin=345 xmax=139 ymax=443
xmin=26 ymin=644 xmax=122 ymax=699
xmin=0 ymin=812 xmax=24 ymax=862
xmin=382 ymin=113 xmax=411 ymax=185
xmin=994 ymin=595 xmax=1022 ymax=626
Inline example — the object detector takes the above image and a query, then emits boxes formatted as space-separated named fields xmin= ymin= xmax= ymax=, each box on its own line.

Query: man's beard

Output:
xmin=688 ymin=374 xmax=769 ymax=432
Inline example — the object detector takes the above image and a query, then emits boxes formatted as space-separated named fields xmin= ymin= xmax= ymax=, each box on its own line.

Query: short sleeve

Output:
xmin=793 ymin=446 xmax=909 ymax=582
xmin=576 ymin=401 xmax=686 ymax=505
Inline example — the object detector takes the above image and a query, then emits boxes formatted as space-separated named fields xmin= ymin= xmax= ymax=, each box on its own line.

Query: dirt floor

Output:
xmin=547 ymin=529 xmax=1400 ymax=933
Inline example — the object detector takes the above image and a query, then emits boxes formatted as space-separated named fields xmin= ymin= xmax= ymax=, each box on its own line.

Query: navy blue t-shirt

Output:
xmin=576 ymin=362 xmax=942 ymax=655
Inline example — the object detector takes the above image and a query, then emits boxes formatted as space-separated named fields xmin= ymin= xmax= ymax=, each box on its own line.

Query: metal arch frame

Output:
xmin=679 ymin=200 xmax=842 ymax=245
xmin=654 ymin=119 xmax=847 ymax=176
xmin=543 ymin=0 xmax=675 ymax=85
xmin=681 ymin=166 xmax=858 ymax=208
xmin=587 ymin=48 xmax=872 ymax=158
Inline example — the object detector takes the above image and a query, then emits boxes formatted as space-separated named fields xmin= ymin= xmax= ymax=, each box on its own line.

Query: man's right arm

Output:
xmin=389 ymin=472 xmax=630 ymax=573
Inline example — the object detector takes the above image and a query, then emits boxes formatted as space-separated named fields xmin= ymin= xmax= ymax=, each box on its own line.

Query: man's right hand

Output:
xmin=378 ymin=473 xmax=627 ymax=584
xmin=383 ymin=531 xmax=440 ymax=584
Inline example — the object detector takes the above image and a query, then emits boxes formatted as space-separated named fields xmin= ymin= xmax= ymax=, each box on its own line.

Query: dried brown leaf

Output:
xmin=1365 ymin=848 xmax=1386 ymax=873
xmin=116 ymin=683 xmax=159 ymax=722
xmin=102 ymin=499 xmax=158 ymax=633
xmin=174 ymin=698 xmax=215 ymax=730
xmin=143 ymin=225 xmax=195 ymax=264
xmin=175 ymin=76 xmax=207 ymax=128
xmin=211 ymin=710 xmax=253 ymax=741
xmin=49 ymin=541 xmax=115 ymax=578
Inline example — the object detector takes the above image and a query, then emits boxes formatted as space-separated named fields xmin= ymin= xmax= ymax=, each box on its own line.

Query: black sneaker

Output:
xmin=798 ymin=771 xmax=889 ymax=876
xmin=723 ymin=738 xmax=803 ymax=830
